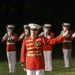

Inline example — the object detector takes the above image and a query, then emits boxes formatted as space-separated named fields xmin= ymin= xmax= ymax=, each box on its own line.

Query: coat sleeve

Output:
xmin=45 ymin=35 xmax=65 ymax=45
xmin=20 ymin=39 xmax=26 ymax=63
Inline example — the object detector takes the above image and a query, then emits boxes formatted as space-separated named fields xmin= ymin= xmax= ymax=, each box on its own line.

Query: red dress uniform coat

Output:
xmin=42 ymin=32 xmax=54 ymax=51
xmin=61 ymin=30 xmax=73 ymax=49
xmin=20 ymin=35 xmax=64 ymax=70
xmin=2 ymin=33 xmax=18 ymax=52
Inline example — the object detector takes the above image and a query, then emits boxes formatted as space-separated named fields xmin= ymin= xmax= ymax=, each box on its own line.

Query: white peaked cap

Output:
xmin=44 ymin=24 xmax=52 ymax=27
xmin=23 ymin=24 xmax=29 ymax=28
xmin=28 ymin=23 xmax=41 ymax=29
xmin=6 ymin=24 xmax=15 ymax=28
xmin=62 ymin=23 xmax=71 ymax=26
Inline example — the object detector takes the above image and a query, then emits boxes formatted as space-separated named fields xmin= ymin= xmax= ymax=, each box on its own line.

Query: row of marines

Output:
xmin=2 ymin=23 xmax=75 ymax=75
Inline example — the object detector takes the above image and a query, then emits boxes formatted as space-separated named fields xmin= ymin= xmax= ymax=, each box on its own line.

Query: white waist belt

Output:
xmin=7 ymin=42 xmax=15 ymax=45
xmin=63 ymin=41 xmax=72 ymax=42
xmin=26 ymin=53 xmax=42 ymax=56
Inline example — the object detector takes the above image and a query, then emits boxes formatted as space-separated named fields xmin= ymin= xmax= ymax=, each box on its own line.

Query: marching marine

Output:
xmin=39 ymin=24 xmax=54 ymax=71
xmin=18 ymin=24 xmax=30 ymax=41
xmin=2 ymin=25 xmax=18 ymax=73
xmin=60 ymin=23 xmax=74 ymax=68
xmin=20 ymin=23 xmax=68 ymax=75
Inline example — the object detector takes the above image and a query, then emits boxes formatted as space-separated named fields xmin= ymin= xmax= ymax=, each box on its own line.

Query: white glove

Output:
xmin=7 ymin=37 xmax=11 ymax=41
xmin=25 ymin=30 xmax=29 ymax=35
xmin=72 ymin=33 xmax=75 ymax=37
xmin=46 ymin=35 xmax=51 ymax=39
xmin=44 ymin=29 xmax=49 ymax=37
xmin=19 ymin=33 xmax=25 ymax=39
xmin=44 ymin=29 xmax=47 ymax=34
xmin=3 ymin=33 xmax=8 ymax=40
xmin=7 ymin=31 xmax=11 ymax=37
xmin=44 ymin=33 xmax=51 ymax=39
xmin=7 ymin=35 xmax=15 ymax=41
xmin=62 ymin=30 xmax=68 ymax=36
xmin=38 ymin=32 xmax=44 ymax=36
xmin=44 ymin=33 xmax=50 ymax=38
xmin=10 ymin=35 xmax=15 ymax=40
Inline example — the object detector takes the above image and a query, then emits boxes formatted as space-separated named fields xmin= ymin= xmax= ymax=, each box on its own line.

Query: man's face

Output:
xmin=43 ymin=26 xmax=50 ymax=34
xmin=24 ymin=28 xmax=30 ymax=34
xmin=7 ymin=27 xmax=14 ymax=32
xmin=7 ymin=27 xmax=14 ymax=35
xmin=30 ymin=29 xmax=39 ymax=36
xmin=62 ymin=26 xmax=70 ymax=31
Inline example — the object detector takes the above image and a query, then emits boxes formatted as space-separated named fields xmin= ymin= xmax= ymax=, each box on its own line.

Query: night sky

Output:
xmin=0 ymin=0 xmax=75 ymax=26
xmin=0 ymin=0 xmax=75 ymax=59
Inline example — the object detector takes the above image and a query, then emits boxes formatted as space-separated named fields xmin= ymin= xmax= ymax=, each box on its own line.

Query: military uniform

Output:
xmin=18 ymin=25 xmax=30 ymax=41
xmin=60 ymin=23 xmax=73 ymax=68
xmin=2 ymin=25 xmax=18 ymax=73
xmin=20 ymin=23 xmax=66 ymax=75
xmin=39 ymin=24 xmax=54 ymax=71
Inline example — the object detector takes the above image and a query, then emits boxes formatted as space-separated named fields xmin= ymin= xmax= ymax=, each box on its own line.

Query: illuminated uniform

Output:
xmin=39 ymin=24 xmax=54 ymax=71
xmin=20 ymin=23 xmax=66 ymax=75
xmin=2 ymin=25 xmax=18 ymax=73
xmin=60 ymin=23 xmax=73 ymax=68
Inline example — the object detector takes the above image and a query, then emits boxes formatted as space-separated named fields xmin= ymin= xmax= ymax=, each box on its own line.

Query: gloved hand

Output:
xmin=20 ymin=62 xmax=26 ymax=71
xmin=7 ymin=34 xmax=15 ymax=41
xmin=20 ymin=62 xmax=25 ymax=68
xmin=7 ymin=31 xmax=12 ymax=40
xmin=72 ymin=32 xmax=75 ymax=37
xmin=62 ymin=30 xmax=68 ymax=37
xmin=10 ymin=35 xmax=15 ymax=39
xmin=7 ymin=31 xmax=11 ymax=37
xmin=46 ymin=35 xmax=51 ymax=39
xmin=19 ymin=33 xmax=25 ymax=39
xmin=25 ymin=30 xmax=29 ymax=35
xmin=3 ymin=33 xmax=8 ymax=40
xmin=39 ymin=32 xmax=44 ymax=36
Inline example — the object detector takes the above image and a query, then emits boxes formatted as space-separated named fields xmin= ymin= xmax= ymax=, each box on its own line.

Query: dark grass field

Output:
xmin=0 ymin=58 xmax=75 ymax=75
xmin=0 ymin=44 xmax=75 ymax=75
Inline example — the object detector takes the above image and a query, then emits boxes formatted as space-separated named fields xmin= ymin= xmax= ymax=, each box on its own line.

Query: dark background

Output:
xmin=0 ymin=0 xmax=75 ymax=60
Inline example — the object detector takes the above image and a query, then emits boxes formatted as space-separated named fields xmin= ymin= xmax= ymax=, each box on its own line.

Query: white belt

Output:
xmin=26 ymin=53 xmax=42 ymax=56
xmin=7 ymin=42 xmax=15 ymax=45
xmin=63 ymin=40 xmax=72 ymax=43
